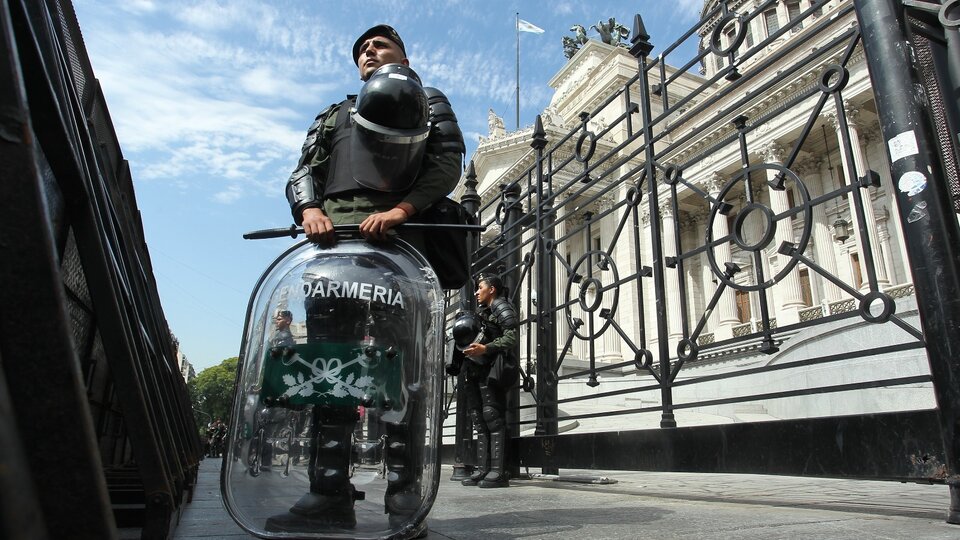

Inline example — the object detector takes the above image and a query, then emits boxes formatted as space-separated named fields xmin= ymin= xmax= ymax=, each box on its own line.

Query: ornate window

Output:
xmin=724 ymin=24 xmax=739 ymax=60
xmin=786 ymin=0 xmax=804 ymax=32
xmin=763 ymin=7 xmax=780 ymax=37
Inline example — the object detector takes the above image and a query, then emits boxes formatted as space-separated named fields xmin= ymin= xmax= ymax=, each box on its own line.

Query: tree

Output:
xmin=188 ymin=357 xmax=238 ymax=432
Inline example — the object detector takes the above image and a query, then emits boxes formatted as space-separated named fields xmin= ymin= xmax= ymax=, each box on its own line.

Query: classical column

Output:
xmin=611 ymin=183 xmax=641 ymax=359
xmin=572 ymin=211 xmax=589 ymax=361
xmin=829 ymin=102 xmax=891 ymax=290
xmin=799 ymin=157 xmax=843 ymax=302
xmin=640 ymin=207 xmax=657 ymax=351
xmin=708 ymin=174 xmax=740 ymax=339
xmin=554 ymin=199 xmax=569 ymax=358
xmin=760 ymin=142 xmax=806 ymax=324
xmin=597 ymin=196 xmax=621 ymax=360
xmin=661 ymin=203 xmax=684 ymax=345
xmin=864 ymin=124 xmax=911 ymax=286
xmin=863 ymin=125 xmax=906 ymax=287
xmin=701 ymin=247 xmax=718 ymax=330
xmin=876 ymin=206 xmax=898 ymax=286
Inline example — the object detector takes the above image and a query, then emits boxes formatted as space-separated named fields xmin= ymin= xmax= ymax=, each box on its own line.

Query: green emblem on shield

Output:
xmin=261 ymin=342 xmax=402 ymax=407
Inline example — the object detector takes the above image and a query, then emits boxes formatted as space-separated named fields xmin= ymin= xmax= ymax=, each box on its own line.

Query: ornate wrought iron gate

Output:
xmin=446 ymin=0 xmax=960 ymax=522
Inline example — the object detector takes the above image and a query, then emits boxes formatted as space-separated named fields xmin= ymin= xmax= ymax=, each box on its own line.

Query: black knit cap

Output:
xmin=352 ymin=24 xmax=406 ymax=65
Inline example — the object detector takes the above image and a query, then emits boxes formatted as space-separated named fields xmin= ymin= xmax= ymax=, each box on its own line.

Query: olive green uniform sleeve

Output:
xmin=484 ymin=326 xmax=517 ymax=355
xmin=286 ymin=107 xmax=339 ymax=224
xmin=483 ymin=300 xmax=519 ymax=354
xmin=400 ymin=150 xmax=462 ymax=213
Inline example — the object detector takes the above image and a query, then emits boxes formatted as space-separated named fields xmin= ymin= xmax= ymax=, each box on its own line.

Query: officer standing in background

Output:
xmin=269 ymin=309 xmax=294 ymax=351
xmin=271 ymin=24 xmax=465 ymax=537
xmin=454 ymin=274 xmax=518 ymax=488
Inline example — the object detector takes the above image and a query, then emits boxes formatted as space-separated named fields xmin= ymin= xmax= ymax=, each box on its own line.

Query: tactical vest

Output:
xmin=324 ymin=97 xmax=366 ymax=198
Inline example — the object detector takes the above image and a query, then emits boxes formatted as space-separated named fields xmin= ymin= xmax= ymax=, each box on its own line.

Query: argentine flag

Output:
xmin=518 ymin=19 xmax=545 ymax=34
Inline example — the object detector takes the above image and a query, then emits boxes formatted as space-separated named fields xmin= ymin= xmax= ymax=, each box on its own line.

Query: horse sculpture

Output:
xmin=592 ymin=18 xmax=630 ymax=46
xmin=562 ymin=24 xmax=588 ymax=59
xmin=562 ymin=18 xmax=630 ymax=59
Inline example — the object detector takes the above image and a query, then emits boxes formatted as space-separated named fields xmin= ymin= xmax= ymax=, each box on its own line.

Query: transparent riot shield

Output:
xmin=223 ymin=233 xmax=444 ymax=539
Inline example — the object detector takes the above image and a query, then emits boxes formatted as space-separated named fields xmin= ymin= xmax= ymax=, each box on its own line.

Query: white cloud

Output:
xmin=213 ymin=184 xmax=244 ymax=204
xmin=78 ymin=2 xmax=352 ymax=205
xmin=677 ymin=0 xmax=706 ymax=19
xmin=239 ymin=66 xmax=283 ymax=97
xmin=174 ymin=0 xmax=253 ymax=32
xmin=463 ymin=131 xmax=484 ymax=145
xmin=121 ymin=0 xmax=158 ymax=14
xmin=552 ymin=3 xmax=575 ymax=16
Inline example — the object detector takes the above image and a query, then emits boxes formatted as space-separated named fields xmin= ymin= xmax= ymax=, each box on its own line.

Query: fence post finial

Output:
xmin=629 ymin=14 xmax=653 ymax=57
xmin=531 ymin=114 xmax=547 ymax=150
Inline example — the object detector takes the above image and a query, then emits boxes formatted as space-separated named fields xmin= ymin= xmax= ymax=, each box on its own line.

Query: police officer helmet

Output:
xmin=451 ymin=312 xmax=482 ymax=351
xmin=350 ymin=63 xmax=430 ymax=192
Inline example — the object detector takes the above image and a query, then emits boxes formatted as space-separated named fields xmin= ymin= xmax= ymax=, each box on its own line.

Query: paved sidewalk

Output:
xmin=173 ymin=458 xmax=957 ymax=539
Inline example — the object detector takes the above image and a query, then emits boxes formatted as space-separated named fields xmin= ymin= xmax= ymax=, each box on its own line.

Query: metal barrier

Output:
xmin=0 ymin=0 xmax=202 ymax=538
xmin=443 ymin=0 xmax=959 ymax=522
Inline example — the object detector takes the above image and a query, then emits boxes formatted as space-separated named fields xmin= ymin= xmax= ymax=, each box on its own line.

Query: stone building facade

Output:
xmin=454 ymin=0 xmax=938 ymax=430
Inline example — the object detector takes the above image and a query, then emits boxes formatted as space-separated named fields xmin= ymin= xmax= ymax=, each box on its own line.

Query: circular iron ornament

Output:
xmin=706 ymin=163 xmax=814 ymax=292
xmin=817 ymin=64 xmax=849 ymax=94
xmin=494 ymin=201 xmax=505 ymax=226
xmin=859 ymin=291 xmax=896 ymax=323
xmin=634 ymin=349 xmax=653 ymax=370
xmin=626 ymin=186 xmax=643 ymax=207
xmin=664 ymin=164 xmax=682 ymax=186
xmin=708 ymin=13 xmax=747 ymax=57
xmin=521 ymin=375 xmax=535 ymax=392
xmin=564 ymin=250 xmax=620 ymax=340
xmin=579 ymin=277 xmax=604 ymax=312
xmin=544 ymin=239 xmax=555 ymax=252
xmin=941 ymin=0 xmax=960 ymax=28
xmin=575 ymin=129 xmax=597 ymax=162
xmin=732 ymin=203 xmax=777 ymax=251
xmin=677 ymin=339 xmax=698 ymax=362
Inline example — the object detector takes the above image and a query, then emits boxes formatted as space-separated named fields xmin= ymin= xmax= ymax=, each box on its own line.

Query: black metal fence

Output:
xmin=0 ymin=0 xmax=202 ymax=538
xmin=444 ymin=0 xmax=959 ymax=522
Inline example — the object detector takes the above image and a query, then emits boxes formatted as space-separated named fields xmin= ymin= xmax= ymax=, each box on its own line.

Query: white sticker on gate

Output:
xmin=887 ymin=130 xmax=919 ymax=163
xmin=897 ymin=170 xmax=927 ymax=196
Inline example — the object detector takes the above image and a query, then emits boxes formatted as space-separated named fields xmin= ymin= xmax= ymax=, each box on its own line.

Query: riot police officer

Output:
xmin=271 ymin=24 xmax=464 ymax=536
xmin=452 ymin=274 xmax=519 ymax=488
xmin=286 ymin=24 xmax=464 ymax=250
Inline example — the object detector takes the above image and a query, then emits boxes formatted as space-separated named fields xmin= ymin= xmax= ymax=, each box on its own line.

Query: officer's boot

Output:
xmin=266 ymin=406 xmax=360 ymax=531
xmin=383 ymin=385 xmax=428 ymax=538
xmin=477 ymin=426 xmax=509 ymax=488
xmin=461 ymin=409 xmax=489 ymax=486
xmin=477 ymin=388 xmax=509 ymax=489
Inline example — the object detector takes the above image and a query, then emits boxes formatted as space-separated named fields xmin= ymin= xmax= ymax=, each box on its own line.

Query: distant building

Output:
xmin=171 ymin=333 xmax=196 ymax=383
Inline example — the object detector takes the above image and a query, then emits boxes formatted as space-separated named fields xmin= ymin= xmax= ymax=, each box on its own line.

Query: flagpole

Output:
xmin=516 ymin=12 xmax=520 ymax=130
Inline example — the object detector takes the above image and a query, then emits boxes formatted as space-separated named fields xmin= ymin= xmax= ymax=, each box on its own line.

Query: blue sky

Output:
xmin=72 ymin=0 xmax=702 ymax=373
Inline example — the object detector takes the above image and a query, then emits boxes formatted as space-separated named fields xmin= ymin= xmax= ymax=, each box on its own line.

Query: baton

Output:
xmin=243 ymin=222 xmax=486 ymax=240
